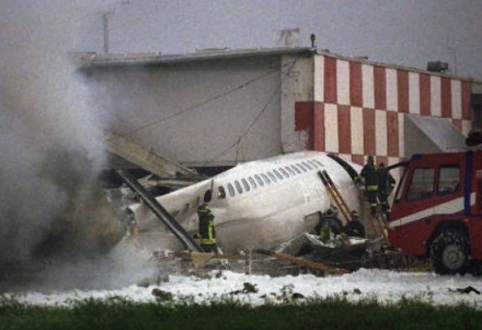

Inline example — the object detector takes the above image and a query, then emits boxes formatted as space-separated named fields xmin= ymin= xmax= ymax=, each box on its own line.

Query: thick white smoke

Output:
xmin=0 ymin=1 xmax=124 ymax=269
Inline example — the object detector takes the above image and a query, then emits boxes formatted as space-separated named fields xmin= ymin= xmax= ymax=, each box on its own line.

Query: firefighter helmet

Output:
xmin=326 ymin=204 xmax=338 ymax=217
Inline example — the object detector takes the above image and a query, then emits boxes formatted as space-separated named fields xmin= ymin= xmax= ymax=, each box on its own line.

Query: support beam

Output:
xmin=104 ymin=133 xmax=198 ymax=178
xmin=115 ymin=169 xmax=204 ymax=252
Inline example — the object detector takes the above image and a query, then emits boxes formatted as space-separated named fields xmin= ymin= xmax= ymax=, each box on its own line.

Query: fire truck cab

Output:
xmin=388 ymin=150 xmax=482 ymax=274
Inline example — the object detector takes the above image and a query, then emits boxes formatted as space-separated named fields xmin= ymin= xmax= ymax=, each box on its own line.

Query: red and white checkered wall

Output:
xmin=295 ymin=54 xmax=473 ymax=169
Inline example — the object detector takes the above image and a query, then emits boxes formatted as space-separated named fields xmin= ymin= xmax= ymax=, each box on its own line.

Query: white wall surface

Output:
xmin=86 ymin=57 xmax=283 ymax=166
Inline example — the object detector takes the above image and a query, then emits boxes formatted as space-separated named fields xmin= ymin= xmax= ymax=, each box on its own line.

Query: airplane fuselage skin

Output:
xmin=129 ymin=151 xmax=362 ymax=253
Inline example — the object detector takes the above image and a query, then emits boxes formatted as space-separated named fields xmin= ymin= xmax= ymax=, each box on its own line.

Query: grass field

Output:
xmin=1 ymin=295 xmax=482 ymax=330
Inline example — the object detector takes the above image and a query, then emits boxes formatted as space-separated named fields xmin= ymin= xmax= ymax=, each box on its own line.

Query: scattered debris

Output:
xmin=291 ymin=292 xmax=305 ymax=300
xmin=353 ymin=288 xmax=362 ymax=295
xmin=448 ymin=286 xmax=481 ymax=295
xmin=260 ymin=291 xmax=305 ymax=302
xmin=304 ymin=233 xmax=408 ymax=271
xmin=256 ymin=248 xmax=349 ymax=275
xmin=242 ymin=282 xmax=258 ymax=293
xmin=230 ymin=282 xmax=258 ymax=295
xmin=151 ymin=288 xmax=173 ymax=301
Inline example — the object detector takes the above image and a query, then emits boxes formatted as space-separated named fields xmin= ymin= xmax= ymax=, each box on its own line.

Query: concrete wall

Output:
xmin=84 ymin=56 xmax=284 ymax=167
xmin=280 ymin=54 xmax=314 ymax=153
xmin=81 ymin=49 xmax=481 ymax=174
xmin=294 ymin=53 xmax=473 ymax=169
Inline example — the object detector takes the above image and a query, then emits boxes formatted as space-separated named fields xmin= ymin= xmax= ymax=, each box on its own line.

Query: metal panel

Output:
xmin=85 ymin=57 xmax=283 ymax=167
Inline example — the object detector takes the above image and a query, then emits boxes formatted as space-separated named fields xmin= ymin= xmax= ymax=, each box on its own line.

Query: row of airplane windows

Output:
xmin=174 ymin=158 xmax=325 ymax=218
xmin=217 ymin=158 xmax=324 ymax=199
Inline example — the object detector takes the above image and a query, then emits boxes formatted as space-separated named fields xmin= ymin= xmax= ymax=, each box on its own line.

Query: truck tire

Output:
xmin=429 ymin=229 xmax=469 ymax=275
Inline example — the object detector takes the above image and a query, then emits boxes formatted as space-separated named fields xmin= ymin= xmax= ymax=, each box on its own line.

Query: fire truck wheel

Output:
xmin=429 ymin=229 xmax=469 ymax=275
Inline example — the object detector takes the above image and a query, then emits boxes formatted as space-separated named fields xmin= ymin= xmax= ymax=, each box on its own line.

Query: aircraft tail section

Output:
xmin=115 ymin=169 xmax=204 ymax=252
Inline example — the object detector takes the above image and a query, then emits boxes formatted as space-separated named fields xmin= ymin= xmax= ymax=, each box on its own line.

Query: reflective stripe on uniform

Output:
xmin=367 ymin=185 xmax=378 ymax=191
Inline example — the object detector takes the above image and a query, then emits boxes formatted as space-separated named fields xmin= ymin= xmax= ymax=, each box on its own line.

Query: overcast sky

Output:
xmin=0 ymin=1 xmax=480 ymax=79
xmin=76 ymin=0 xmax=482 ymax=80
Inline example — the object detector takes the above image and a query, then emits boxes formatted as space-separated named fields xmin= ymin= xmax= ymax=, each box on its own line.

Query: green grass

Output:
xmin=1 ymin=295 xmax=482 ymax=330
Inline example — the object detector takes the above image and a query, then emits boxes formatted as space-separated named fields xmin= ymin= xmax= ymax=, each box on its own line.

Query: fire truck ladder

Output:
xmin=318 ymin=170 xmax=352 ymax=223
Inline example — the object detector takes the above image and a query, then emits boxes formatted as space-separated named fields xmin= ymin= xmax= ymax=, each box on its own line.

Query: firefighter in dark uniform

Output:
xmin=318 ymin=205 xmax=342 ymax=243
xmin=194 ymin=190 xmax=218 ymax=253
xmin=360 ymin=155 xmax=379 ymax=217
xmin=377 ymin=163 xmax=396 ymax=220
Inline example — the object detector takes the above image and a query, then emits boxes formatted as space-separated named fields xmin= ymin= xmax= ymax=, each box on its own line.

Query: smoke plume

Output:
xmin=0 ymin=0 xmax=130 ymax=289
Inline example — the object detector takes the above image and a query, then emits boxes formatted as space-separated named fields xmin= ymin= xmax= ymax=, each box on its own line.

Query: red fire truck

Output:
xmin=388 ymin=150 xmax=482 ymax=274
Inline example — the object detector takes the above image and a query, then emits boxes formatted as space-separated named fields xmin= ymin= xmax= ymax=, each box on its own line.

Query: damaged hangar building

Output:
xmin=78 ymin=47 xmax=482 ymax=181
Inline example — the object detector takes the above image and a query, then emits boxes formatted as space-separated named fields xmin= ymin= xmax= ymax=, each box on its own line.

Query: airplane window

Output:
xmin=242 ymin=178 xmax=250 ymax=191
xmin=218 ymin=186 xmax=226 ymax=199
xmin=235 ymin=180 xmax=243 ymax=194
xmin=227 ymin=183 xmax=236 ymax=197
xmin=248 ymin=177 xmax=257 ymax=189
xmin=285 ymin=166 xmax=295 ymax=176
xmin=291 ymin=164 xmax=301 ymax=174
xmin=261 ymin=173 xmax=271 ymax=184
xmin=279 ymin=167 xmax=290 ymax=178
xmin=297 ymin=163 xmax=307 ymax=172
xmin=302 ymin=161 xmax=313 ymax=170
xmin=267 ymin=171 xmax=277 ymax=182
xmin=308 ymin=160 xmax=319 ymax=168
xmin=273 ymin=169 xmax=283 ymax=180
xmin=313 ymin=159 xmax=324 ymax=167
xmin=254 ymin=174 xmax=264 ymax=186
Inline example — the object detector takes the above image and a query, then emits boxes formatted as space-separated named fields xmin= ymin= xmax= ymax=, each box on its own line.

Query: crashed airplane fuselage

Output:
xmin=128 ymin=151 xmax=362 ymax=254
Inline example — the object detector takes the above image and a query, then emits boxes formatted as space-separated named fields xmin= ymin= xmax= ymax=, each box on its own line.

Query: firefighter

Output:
xmin=377 ymin=163 xmax=396 ymax=220
xmin=318 ymin=205 xmax=342 ymax=243
xmin=342 ymin=210 xmax=366 ymax=237
xmin=194 ymin=190 xmax=218 ymax=253
xmin=360 ymin=155 xmax=379 ymax=217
